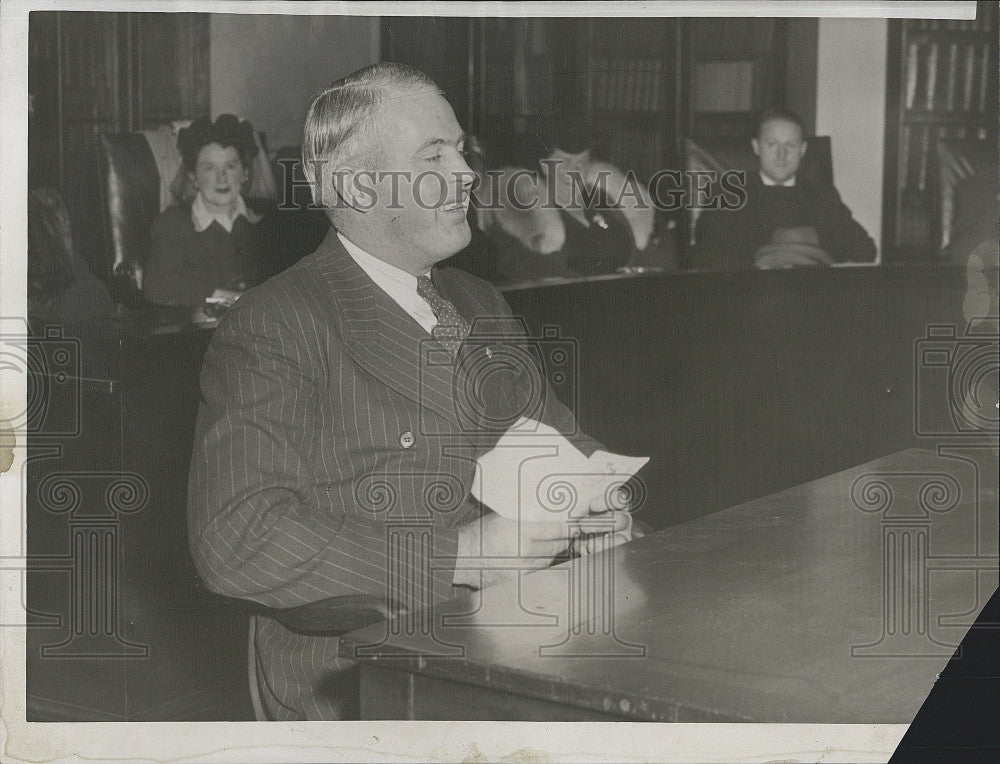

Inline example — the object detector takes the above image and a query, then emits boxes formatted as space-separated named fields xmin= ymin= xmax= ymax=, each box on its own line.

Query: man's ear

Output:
xmin=321 ymin=165 xmax=373 ymax=213
xmin=798 ymin=139 xmax=808 ymax=159
xmin=339 ymin=165 xmax=380 ymax=212
xmin=751 ymin=138 xmax=761 ymax=158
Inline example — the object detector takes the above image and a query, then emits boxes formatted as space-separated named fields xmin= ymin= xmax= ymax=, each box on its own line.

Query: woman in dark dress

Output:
xmin=143 ymin=114 xmax=268 ymax=310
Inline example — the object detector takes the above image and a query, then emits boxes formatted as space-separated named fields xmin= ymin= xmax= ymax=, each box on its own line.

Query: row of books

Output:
xmin=590 ymin=58 xmax=664 ymax=113
xmin=904 ymin=40 xmax=994 ymax=113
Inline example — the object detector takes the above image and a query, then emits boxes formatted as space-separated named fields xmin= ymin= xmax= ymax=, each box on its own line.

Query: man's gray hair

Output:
xmin=302 ymin=62 xmax=442 ymax=197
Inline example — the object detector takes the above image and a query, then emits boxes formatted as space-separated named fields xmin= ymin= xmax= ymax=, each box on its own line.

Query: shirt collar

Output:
xmin=337 ymin=232 xmax=437 ymax=334
xmin=760 ymin=171 xmax=796 ymax=187
xmin=191 ymin=193 xmax=260 ymax=233
xmin=337 ymin=232 xmax=431 ymax=286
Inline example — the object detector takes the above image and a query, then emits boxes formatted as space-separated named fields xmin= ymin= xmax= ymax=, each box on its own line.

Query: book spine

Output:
xmin=628 ymin=59 xmax=638 ymax=112
xmin=647 ymin=60 xmax=656 ymax=112
xmin=614 ymin=59 xmax=624 ymax=111
xmin=636 ymin=60 xmax=645 ymax=112
xmin=601 ymin=59 xmax=610 ymax=112
xmin=619 ymin=59 xmax=628 ymax=111
xmin=917 ymin=125 xmax=929 ymax=192
xmin=945 ymin=42 xmax=958 ymax=111
xmin=899 ymin=123 xmax=911 ymax=190
xmin=977 ymin=42 xmax=990 ymax=113
xmin=652 ymin=59 xmax=662 ymax=113
xmin=905 ymin=41 xmax=919 ymax=110
xmin=926 ymin=41 xmax=938 ymax=111
xmin=962 ymin=43 xmax=976 ymax=111
xmin=646 ymin=60 xmax=656 ymax=112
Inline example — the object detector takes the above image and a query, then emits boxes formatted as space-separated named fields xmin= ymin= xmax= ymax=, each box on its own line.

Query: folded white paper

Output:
xmin=471 ymin=417 xmax=649 ymax=523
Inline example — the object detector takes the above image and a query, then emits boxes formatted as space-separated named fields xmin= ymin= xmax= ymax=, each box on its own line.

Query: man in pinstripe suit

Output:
xmin=187 ymin=63 xmax=631 ymax=720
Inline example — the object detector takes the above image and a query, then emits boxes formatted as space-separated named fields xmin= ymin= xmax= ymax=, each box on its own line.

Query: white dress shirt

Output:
xmin=191 ymin=193 xmax=261 ymax=233
xmin=337 ymin=232 xmax=437 ymax=334
xmin=759 ymin=172 xmax=796 ymax=187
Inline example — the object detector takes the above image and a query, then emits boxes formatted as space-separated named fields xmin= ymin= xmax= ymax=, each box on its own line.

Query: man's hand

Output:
xmin=454 ymin=513 xmax=573 ymax=588
xmin=454 ymin=506 xmax=634 ymax=588
xmin=571 ymin=492 xmax=635 ymax=556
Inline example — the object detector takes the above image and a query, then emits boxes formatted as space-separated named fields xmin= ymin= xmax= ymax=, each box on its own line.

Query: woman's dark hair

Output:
xmin=177 ymin=114 xmax=259 ymax=171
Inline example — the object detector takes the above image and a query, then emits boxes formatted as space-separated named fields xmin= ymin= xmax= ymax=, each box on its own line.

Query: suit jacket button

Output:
xmin=399 ymin=431 xmax=415 ymax=449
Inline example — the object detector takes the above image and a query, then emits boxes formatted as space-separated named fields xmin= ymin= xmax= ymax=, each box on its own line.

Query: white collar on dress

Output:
xmin=191 ymin=193 xmax=260 ymax=233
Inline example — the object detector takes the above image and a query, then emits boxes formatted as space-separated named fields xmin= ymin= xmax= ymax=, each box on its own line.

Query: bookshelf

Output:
xmin=454 ymin=17 xmax=682 ymax=183
xmin=579 ymin=18 xmax=682 ymax=183
xmin=28 ymin=11 xmax=209 ymax=191
xmin=883 ymin=3 xmax=998 ymax=262
xmin=682 ymin=17 xmax=790 ymax=139
xmin=382 ymin=16 xmax=794 ymax=190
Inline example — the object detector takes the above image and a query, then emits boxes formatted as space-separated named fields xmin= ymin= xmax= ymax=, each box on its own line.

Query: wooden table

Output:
xmin=340 ymin=448 xmax=998 ymax=722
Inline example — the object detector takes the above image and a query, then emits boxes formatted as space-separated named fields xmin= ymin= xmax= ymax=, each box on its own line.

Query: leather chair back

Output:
xmin=682 ymin=135 xmax=834 ymax=247
xmin=97 ymin=132 xmax=161 ymax=297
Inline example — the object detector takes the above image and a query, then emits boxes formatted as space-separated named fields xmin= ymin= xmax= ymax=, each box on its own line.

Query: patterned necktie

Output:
xmin=417 ymin=274 xmax=471 ymax=356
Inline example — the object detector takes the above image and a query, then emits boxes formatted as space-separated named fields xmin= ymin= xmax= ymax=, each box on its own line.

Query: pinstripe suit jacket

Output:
xmin=187 ymin=228 xmax=598 ymax=719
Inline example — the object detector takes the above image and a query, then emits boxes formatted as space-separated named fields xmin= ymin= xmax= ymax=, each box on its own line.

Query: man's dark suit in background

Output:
xmin=695 ymin=172 xmax=877 ymax=270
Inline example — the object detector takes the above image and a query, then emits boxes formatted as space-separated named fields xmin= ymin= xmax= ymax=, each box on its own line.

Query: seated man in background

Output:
xmin=696 ymin=108 xmax=876 ymax=270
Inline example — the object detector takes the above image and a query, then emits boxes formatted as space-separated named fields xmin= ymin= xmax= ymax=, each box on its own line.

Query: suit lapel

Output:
xmin=310 ymin=230 xmax=465 ymax=435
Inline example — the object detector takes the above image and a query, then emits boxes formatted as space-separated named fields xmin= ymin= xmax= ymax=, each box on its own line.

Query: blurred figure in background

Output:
xmin=474 ymin=120 xmax=669 ymax=283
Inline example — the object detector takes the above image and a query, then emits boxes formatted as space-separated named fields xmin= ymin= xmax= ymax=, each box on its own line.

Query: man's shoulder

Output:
xmin=219 ymin=247 xmax=333 ymax=331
